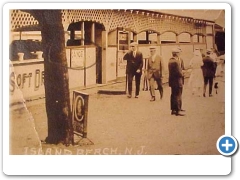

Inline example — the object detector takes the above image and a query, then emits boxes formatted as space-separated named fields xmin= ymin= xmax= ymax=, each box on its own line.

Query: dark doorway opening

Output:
xmin=215 ymin=32 xmax=225 ymax=55
xmin=66 ymin=21 xmax=105 ymax=84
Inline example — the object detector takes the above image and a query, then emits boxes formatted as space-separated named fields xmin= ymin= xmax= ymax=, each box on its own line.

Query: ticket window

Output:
xmin=118 ymin=31 xmax=129 ymax=51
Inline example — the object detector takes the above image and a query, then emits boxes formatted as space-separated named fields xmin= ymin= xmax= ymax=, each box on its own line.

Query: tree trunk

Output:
xmin=26 ymin=10 xmax=73 ymax=145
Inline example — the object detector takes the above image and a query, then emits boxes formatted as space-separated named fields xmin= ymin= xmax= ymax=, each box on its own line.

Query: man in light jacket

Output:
xmin=147 ymin=46 xmax=163 ymax=101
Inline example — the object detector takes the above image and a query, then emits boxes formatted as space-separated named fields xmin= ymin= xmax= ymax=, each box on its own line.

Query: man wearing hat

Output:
xmin=168 ymin=47 xmax=185 ymax=116
xmin=147 ymin=46 xmax=163 ymax=101
xmin=202 ymin=49 xmax=215 ymax=97
xmin=123 ymin=42 xmax=143 ymax=98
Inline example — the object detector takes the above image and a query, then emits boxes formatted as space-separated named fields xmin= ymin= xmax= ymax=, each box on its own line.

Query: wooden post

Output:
xmin=101 ymin=30 xmax=107 ymax=84
xmin=81 ymin=22 xmax=85 ymax=46
xmin=133 ymin=32 xmax=138 ymax=42
xmin=91 ymin=22 xmax=95 ymax=43
xmin=157 ymin=34 xmax=161 ymax=44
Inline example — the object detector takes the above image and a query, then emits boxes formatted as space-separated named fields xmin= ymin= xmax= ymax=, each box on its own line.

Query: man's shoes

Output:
xmin=127 ymin=95 xmax=132 ymax=98
xmin=180 ymin=109 xmax=185 ymax=112
xmin=175 ymin=111 xmax=185 ymax=116
xmin=203 ymin=93 xmax=206 ymax=97
xmin=209 ymin=94 xmax=213 ymax=97
xmin=135 ymin=95 xmax=139 ymax=98
xmin=171 ymin=110 xmax=176 ymax=115
xmin=150 ymin=97 xmax=155 ymax=101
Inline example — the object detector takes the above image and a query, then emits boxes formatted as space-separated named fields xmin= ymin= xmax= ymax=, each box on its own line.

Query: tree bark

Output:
xmin=25 ymin=10 xmax=73 ymax=145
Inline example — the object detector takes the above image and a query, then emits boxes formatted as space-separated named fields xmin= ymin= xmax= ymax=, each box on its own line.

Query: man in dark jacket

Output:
xmin=123 ymin=42 xmax=143 ymax=98
xmin=168 ymin=48 xmax=185 ymax=116
xmin=202 ymin=49 xmax=215 ymax=97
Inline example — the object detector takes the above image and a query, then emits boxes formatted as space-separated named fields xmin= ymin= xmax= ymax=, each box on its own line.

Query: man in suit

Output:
xmin=202 ymin=49 xmax=216 ymax=97
xmin=123 ymin=42 xmax=143 ymax=98
xmin=168 ymin=48 xmax=185 ymax=116
xmin=147 ymin=46 xmax=163 ymax=101
xmin=174 ymin=47 xmax=186 ymax=112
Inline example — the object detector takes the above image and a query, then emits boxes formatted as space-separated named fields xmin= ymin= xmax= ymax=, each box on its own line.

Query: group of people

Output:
xmin=123 ymin=42 xmax=220 ymax=116
xmin=188 ymin=48 xmax=220 ymax=98
xmin=123 ymin=42 xmax=164 ymax=100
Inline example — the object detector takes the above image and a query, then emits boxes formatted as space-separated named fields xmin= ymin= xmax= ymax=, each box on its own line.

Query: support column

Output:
xmin=212 ymin=24 xmax=216 ymax=48
xmin=157 ymin=34 xmax=161 ymax=44
xmin=70 ymin=30 xmax=75 ymax=40
xmin=81 ymin=22 xmax=85 ymax=46
xmin=176 ymin=34 xmax=179 ymax=43
xmin=157 ymin=34 xmax=162 ymax=55
xmin=101 ymin=30 xmax=108 ymax=84
xmin=128 ymin=31 xmax=131 ymax=44
xmin=19 ymin=31 xmax=22 ymax=40
xmin=91 ymin=22 xmax=95 ymax=43
xmin=63 ymin=24 xmax=69 ymax=31
xmin=133 ymin=33 xmax=138 ymax=42
xmin=146 ymin=31 xmax=149 ymax=44
xmin=190 ymin=35 xmax=193 ymax=43
xmin=63 ymin=23 xmax=70 ymax=45
xmin=203 ymin=35 xmax=206 ymax=43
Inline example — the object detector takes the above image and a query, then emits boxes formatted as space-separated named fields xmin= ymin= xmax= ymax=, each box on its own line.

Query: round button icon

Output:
xmin=216 ymin=135 xmax=238 ymax=156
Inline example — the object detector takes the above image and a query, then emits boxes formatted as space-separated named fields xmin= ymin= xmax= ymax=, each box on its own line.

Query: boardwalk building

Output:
xmin=9 ymin=9 xmax=225 ymax=103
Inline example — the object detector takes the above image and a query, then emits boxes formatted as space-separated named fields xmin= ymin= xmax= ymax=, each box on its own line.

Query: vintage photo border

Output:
xmin=2 ymin=2 xmax=232 ymax=175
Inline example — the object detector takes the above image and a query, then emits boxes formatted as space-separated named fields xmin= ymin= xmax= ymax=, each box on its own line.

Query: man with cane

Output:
xmin=123 ymin=42 xmax=143 ymax=98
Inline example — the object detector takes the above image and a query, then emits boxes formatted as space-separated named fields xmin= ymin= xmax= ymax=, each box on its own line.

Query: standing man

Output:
xmin=168 ymin=48 xmax=185 ymax=116
xmin=176 ymin=47 xmax=186 ymax=111
xmin=123 ymin=42 xmax=143 ymax=98
xmin=202 ymin=49 xmax=216 ymax=97
xmin=147 ymin=46 xmax=163 ymax=101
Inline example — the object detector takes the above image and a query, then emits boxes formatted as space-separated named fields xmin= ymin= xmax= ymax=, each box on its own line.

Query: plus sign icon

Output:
xmin=217 ymin=135 xmax=238 ymax=156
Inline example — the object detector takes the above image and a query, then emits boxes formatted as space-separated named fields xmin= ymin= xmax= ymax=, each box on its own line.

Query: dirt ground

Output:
xmin=9 ymin=76 xmax=225 ymax=155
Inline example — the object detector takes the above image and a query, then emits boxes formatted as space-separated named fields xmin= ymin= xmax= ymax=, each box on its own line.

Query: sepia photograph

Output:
xmin=9 ymin=7 xmax=226 ymax=155
xmin=3 ymin=2 xmax=232 ymax=176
